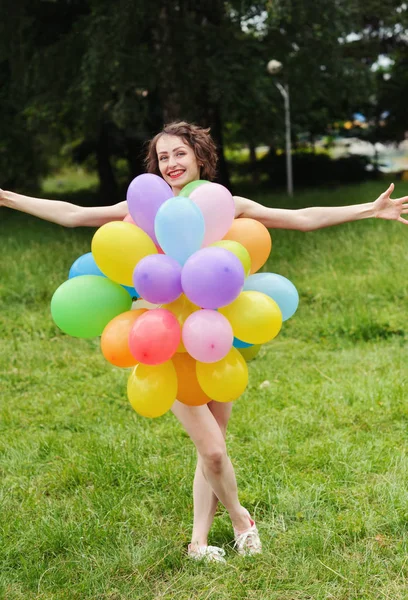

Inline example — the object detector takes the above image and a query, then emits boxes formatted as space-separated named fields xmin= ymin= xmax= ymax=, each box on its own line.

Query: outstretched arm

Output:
xmin=0 ymin=189 xmax=128 ymax=227
xmin=234 ymin=184 xmax=408 ymax=232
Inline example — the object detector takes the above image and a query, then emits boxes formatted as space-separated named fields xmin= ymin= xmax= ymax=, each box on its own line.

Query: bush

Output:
xmin=229 ymin=151 xmax=374 ymax=188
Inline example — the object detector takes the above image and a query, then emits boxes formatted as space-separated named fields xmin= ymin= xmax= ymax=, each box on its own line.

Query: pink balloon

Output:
xmin=123 ymin=213 xmax=136 ymax=224
xmin=190 ymin=183 xmax=235 ymax=246
xmin=182 ymin=310 xmax=233 ymax=363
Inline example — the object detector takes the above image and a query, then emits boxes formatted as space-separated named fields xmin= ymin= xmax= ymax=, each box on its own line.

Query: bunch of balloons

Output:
xmin=51 ymin=175 xmax=299 ymax=418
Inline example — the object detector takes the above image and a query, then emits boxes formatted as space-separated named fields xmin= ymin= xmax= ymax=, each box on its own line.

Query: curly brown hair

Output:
xmin=145 ymin=121 xmax=218 ymax=181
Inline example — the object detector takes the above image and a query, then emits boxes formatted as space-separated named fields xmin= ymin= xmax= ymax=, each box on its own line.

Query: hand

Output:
xmin=373 ymin=183 xmax=408 ymax=224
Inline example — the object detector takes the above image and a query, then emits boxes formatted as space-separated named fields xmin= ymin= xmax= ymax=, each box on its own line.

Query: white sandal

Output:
xmin=233 ymin=511 xmax=262 ymax=556
xmin=187 ymin=544 xmax=226 ymax=563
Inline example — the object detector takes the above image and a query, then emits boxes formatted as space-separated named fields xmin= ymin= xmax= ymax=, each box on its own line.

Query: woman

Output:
xmin=1 ymin=121 xmax=407 ymax=563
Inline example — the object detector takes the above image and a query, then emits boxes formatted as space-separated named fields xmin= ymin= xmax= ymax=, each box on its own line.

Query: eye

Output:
xmin=159 ymin=156 xmax=168 ymax=161
xmin=176 ymin=152 xmax=186 ymax=157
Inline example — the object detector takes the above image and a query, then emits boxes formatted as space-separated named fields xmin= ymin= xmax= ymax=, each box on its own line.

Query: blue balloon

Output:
xmin=233 ymin=337 xmax=253 ymax=349
xmin=69 ymin=252 xmax=103 ymax=278
xmin=121 ymin=284 xmax=140 ymax=299
xmin=154 ymin=197 xmax=205 ymax=265
xmin=243 ymin=273 xmax=299 ymax=321
xmin=69 ymin=252 xmax=139 ymax=299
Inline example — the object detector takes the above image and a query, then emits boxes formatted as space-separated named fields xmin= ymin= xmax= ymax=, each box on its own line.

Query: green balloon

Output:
xmin=238 ymin=344 xmax=261 ymax=362
xmin=211 ymin=240 xmax=252 ymax=276
xmin=51 ymin=275 xmax=132 ymax=338
xmin=179 ymin=180 xmax=211 ymax=197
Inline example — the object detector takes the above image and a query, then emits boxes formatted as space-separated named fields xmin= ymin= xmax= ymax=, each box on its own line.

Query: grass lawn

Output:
xmin=1 ymin=178 xmax=408 ymax=599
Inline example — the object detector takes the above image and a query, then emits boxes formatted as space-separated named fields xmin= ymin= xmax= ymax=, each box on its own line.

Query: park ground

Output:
xmin=1 ymin=178 xmax=408 ymax=599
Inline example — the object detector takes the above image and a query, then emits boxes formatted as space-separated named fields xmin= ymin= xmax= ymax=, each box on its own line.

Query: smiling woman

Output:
xmin=145 ymin=121 xmax=218 ymax=194
xmin=1 ymin=120 xmax=408 ymax=566
xmin=157 ymin=137 xmax=201 ymax=194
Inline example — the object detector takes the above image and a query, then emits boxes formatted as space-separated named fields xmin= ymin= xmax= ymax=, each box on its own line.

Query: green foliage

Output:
xmin=1 ymin=180 xmax=408 ymax=598
xmin=1 ymin=0 xmax=408 ymax=191
xmin=231 ymin=152 xmax=374 ymax=187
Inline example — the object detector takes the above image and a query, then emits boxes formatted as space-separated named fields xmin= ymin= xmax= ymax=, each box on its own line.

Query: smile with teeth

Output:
xmin=168 ymin=169 xmax=185 ymax=179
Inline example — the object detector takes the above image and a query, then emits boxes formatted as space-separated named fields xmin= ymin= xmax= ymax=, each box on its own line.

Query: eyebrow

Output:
xmin=158 ymin=146 xmax=187 ymax=155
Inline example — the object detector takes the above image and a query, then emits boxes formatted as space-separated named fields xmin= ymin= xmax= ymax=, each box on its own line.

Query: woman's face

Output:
xmin=156 ymin=134 xmax=201 ymax=193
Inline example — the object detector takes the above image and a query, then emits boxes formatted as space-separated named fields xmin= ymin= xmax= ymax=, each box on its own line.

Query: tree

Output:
xmin=2 ymin=0 xmax=407 ymax=198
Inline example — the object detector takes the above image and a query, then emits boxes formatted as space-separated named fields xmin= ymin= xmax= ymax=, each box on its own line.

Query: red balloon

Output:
xmin=128 ymin=308 xmax=181 ymax=365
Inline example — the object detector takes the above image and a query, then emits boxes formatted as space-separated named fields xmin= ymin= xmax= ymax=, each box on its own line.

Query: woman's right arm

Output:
xmin=0 ymin=189 xmax=129 ymax=227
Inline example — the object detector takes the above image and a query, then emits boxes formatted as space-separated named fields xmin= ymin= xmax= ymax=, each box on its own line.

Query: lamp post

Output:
xmin=267 ymin=60 xmax=293 ymax=197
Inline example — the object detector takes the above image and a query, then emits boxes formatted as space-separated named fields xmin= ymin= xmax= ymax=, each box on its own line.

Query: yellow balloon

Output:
xmin=196 ymin=348 xmax=248 ymax=402
xmin=92 ymin=221 xmax=157 ymax=286
xmin=127 ymin=361 xmax=177 ymax=418
xmin=238 ymin=344 xmax=261 ymax=362
xmin=219 ymin=291 xmax=282 ymax=344
xmin=163 ymin=294 xmax=199 ymax=353
xmin=211 ymin=240 xmax=251 ymax=276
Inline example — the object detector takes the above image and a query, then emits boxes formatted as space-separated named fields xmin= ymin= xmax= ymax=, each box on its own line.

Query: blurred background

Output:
xmin=1 ymin=0 xmax=408 ymax=202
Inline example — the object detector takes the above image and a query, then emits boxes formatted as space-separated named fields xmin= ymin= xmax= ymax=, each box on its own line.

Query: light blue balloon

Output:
xmin=69 ymin=252 xmax=139 ymax=299
xmin=154 ymin=197 xmax=205 ymax=265
xmin=243 ymin=273 xmax=299 ymax=321
xmin=233 ymin=337 xmax=253 ymax=349
xmin=69 ymin=252 xmax=103 ymax=278
xmin=121 ymin=284 xmax=140 ymax=299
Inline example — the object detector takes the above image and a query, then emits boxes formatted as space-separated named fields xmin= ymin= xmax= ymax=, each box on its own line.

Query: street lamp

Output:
xmin=267 ymin=60 xmax=293 ymax=197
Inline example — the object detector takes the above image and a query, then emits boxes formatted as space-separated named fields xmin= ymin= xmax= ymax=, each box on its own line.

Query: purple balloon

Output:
xmin=181 ymin=247 xmax=245 ymax=309
xmin=126 ymin=174 xmax=173 ymax=245
xmin=133 ymin=254 xmax=182 ymax=305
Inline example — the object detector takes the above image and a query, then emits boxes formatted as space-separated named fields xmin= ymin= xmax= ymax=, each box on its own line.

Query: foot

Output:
xmin=233 ymin=509 xmax=262 ymax=556
xmin=187 ymin=543 xmax=226 ymax=563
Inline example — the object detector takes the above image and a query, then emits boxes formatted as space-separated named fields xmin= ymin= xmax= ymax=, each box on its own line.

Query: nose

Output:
xmin=168 ymin=154 xmax=178 ymax=169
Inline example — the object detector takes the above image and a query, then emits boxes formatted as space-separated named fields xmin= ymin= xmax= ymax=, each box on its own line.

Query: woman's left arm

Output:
xmin=234 ymin=183 xmax=408 ymax=232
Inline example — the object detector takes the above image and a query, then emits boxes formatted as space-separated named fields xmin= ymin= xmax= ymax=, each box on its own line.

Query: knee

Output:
xmin=201 ymin=446 xmax=227 ymax=475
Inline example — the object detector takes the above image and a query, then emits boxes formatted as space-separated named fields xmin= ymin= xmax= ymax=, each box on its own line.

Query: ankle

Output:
xmin=230 ymin=507 xmax=252 ymax=533
xmin=190 ymin=539 xmax=208 ymax=550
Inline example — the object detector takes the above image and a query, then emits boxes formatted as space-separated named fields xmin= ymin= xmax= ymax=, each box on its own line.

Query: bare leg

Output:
xmin=171 ymin=400 xmax=251 ymax=545
xmin=192 ymin=455 xmax=218 ymax=546
xmin=191 ymin=401 xmax=232 ymax=546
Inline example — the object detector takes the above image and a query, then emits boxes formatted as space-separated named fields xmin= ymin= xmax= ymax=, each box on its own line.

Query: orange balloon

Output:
xmin=163 ymin=294 xmax=200 ymax=353
xmin=223 ymin=218 xmax=272 ymax=274
xmin=101 ymin=309 xmax=146 ymax=367
xmin=172 ymin=353 xmax=211 ymax=406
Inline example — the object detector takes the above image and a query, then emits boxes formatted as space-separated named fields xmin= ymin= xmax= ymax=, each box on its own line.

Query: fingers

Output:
xmin=397 ymin=216 xmax=408 ymax=225
xmin=383 ymin=182 xmax=395 ymax=197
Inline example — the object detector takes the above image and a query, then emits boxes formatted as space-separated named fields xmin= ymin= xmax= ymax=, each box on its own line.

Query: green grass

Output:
xmin=1 ymin=179 xmax=408 ymax=599
xmin=42 ymin=168 xmax=99 ymax=196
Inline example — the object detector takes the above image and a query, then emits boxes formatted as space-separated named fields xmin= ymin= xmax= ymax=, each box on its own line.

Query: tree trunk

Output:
xmin=96 ymin=121 xmax=118 ymax=205
xmin=205 ymin=104 xmax=231 ymax=190
xmin=248 ymin=140 xmax=259 ymax=185
xmin=125 ymin=136 xmax=146 ymax=179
